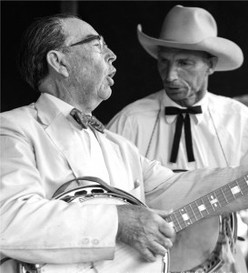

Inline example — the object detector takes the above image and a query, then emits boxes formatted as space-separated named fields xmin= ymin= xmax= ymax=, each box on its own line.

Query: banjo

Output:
xmin=19 ymin=174 xmax=248 ymax=273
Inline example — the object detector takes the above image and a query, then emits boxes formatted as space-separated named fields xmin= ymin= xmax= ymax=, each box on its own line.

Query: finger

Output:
xmin=137 ymin=237 xmax=170 ymax=262
xmin=139 ymin=247 xmax=157 ymax=262
xmin=159 ymin=222 xmax=175 ymax=239
xmin=155 ymin=233 xmax=174 ymax=249
xmin=148 ymin=241 xmax=169 ymax=258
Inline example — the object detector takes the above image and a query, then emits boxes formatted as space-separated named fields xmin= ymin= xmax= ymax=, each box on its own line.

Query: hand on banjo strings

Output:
xmin=116 ymin=205 xmax=175 ymax=262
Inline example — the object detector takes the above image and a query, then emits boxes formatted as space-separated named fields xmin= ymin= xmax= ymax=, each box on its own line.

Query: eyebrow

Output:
xmin=70 ymin=34 xmax=101 ymax=47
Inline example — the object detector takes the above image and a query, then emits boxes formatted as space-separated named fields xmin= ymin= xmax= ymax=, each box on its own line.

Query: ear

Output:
xmin=207 ymin=56 xmax=218 ymax=75
xmin=46 ymin=50 xmax=69 ymax=77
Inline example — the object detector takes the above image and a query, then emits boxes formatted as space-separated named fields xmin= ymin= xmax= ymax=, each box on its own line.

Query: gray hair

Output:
xmin=18 ymin=14 xmax=79 ymax=91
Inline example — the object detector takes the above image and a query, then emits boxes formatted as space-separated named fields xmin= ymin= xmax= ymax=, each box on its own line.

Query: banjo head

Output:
xmin=20 ymin=179 xmax=167 ymax=273
xmin=170 ymin=213 xmax=237 ymax=272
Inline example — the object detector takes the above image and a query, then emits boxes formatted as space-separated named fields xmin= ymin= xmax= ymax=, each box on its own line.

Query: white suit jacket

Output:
xmin=0 ymin=93 xmax=247 ymax=270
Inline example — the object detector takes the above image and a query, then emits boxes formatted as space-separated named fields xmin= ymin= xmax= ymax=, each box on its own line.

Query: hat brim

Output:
xmin=137 ymin=25 xmax=243 ymax=71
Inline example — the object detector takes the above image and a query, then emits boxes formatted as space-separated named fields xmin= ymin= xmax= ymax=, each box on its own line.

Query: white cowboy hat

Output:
xmin=137 ymin=5 xmax=243 ymax=71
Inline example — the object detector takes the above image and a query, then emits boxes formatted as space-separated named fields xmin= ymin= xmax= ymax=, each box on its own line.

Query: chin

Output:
xmin=168 ymin=94 xmax=185 ymax=102
xmin=98 ymin=87 xmax=112 ymax=100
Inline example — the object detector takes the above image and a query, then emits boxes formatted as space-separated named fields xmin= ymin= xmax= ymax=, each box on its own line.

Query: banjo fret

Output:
xmin=167 ymin=174 xmax=248 ymax=232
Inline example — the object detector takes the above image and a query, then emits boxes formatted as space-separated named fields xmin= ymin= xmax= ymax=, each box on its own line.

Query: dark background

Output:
xmin=1 ymin=1 xmax=248 ymax=124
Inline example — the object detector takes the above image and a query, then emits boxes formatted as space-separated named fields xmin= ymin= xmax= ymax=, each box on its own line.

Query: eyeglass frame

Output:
xmin=69 ymin=34 xmax=107 ymax=52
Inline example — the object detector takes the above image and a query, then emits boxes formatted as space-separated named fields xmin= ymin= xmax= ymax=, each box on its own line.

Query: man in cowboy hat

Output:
xmin=108 ymin=5 xmax=248 ymax=272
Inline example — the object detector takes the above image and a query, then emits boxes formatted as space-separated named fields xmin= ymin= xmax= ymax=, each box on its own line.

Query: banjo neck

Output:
xmin=166 ymin=173 xmax=248 ymax=233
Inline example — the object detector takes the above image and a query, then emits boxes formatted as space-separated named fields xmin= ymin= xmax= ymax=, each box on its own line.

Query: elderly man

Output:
xmin=0 ymin=13 xmax=248 ymax=273
xmin=108 ymin=5 xmax=248 ymax=273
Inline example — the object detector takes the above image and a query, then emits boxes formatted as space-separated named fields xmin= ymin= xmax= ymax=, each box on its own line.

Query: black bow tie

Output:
xmin=70 ymin=108 xmax=105 ymax=134
xmin=165 ymin=106 xmax=202 ymax=163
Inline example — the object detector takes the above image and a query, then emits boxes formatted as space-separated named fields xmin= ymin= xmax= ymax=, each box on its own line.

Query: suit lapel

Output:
xmin=35 ymin=94 xmax=87 ymax=178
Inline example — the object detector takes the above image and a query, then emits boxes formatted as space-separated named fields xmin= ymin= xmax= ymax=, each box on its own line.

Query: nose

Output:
xmin=165 ymin=64 xmax=178 ymax=83
xmin=106 ymin=47 xmax=117 ymax=63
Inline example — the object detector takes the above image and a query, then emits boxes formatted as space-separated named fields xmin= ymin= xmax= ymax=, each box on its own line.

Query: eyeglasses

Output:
xmin=70 ymin=34 xmax=107 ymax=53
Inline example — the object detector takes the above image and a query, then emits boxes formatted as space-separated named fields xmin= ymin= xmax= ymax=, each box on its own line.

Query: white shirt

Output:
xmin=108 ymin=90 xmax=248 ymax=170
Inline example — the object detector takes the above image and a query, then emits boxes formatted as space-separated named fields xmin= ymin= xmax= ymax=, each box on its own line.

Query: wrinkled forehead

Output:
xmin=61 ymin=17 xmax=99 ymax=45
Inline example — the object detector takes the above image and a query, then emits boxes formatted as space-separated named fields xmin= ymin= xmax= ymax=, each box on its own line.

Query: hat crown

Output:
xmin=160 ymin=5 xmax=217 ymax=44
xmin=137 ymin=5 xmax=243 ymax=71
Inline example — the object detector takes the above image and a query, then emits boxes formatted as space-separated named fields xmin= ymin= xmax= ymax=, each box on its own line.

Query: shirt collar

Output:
xmin=162 ymin=90 xmax=208 ymax=125
xmin=43 ymin=93 xmax=75 ymax=117
xmin=43 ymin=93 xmax=96 ymax=130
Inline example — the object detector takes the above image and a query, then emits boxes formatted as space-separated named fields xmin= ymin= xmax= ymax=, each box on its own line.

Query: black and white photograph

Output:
xmin=1 ymin=1 xmax=248 ymax=273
